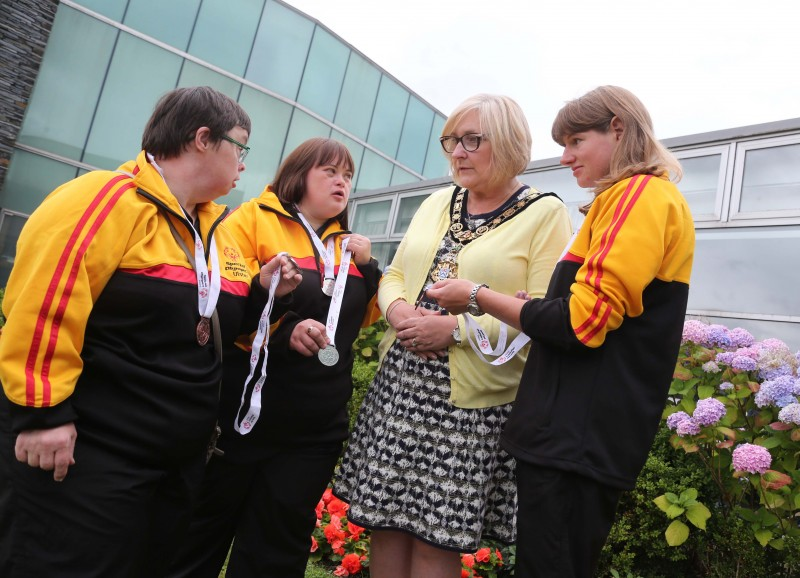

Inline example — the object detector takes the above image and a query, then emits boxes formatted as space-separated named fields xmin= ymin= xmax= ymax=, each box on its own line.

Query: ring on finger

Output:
xmin=412 ymin=337 xmax=418 ymax=347
xmin=307 ymin=326 xmax=314 ymax=335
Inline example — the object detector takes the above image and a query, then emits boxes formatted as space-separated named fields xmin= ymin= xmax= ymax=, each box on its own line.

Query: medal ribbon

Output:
xmin=324 ymin=237 xmax=352 ymax=349
xmin=296 ymin=212 xmax=336 ymax=285
xmin=183 ymin=210 xmax=221 ymax=323
xmin=234 ymin=254 xmax=286 ymax=435
xmin=463 ymin=313 xmax=530 ymax=366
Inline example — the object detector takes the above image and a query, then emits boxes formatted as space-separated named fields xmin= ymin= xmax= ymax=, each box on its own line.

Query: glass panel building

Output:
xmin=348 ymin=118 xmax=800 ymax=349
xmin=0 ymin=0 xmax=451 ymax=284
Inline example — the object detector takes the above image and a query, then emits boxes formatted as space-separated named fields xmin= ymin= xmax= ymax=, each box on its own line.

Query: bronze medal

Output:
xmin=196 ymin=317 xmax=211 ymax=346
xmin=318 ymin=344 xmax=339 ymax=366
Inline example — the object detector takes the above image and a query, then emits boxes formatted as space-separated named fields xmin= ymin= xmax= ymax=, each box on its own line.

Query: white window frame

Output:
xmin=672 ymin=144 xmax=733 ymax=225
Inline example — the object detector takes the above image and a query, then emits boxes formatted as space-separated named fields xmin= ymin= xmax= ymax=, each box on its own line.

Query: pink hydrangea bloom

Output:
xmin=693 ymin=397 xmax=726 ymax=426
xmin=732 ymin=443 xmax=772 ymax=475
xmin=682 ymin=320 xmax=707 ymax=345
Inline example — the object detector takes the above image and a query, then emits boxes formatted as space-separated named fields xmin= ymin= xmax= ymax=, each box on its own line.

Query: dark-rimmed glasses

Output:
xmin=439 ymin=133 xmax=485 ymax=153
xmin=221 ymin=135 xmax=250 ymax=163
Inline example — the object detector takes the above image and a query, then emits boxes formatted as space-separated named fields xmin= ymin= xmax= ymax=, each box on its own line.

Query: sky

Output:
xmin=284 ymin=0 xmax=800 ymax=160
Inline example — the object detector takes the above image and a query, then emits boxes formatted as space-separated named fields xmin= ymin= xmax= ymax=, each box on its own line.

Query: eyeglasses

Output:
xmin=220 ymin=135 xmax=250 ymax=163
xmin=439 ymin=133 xmax=485 ymax=153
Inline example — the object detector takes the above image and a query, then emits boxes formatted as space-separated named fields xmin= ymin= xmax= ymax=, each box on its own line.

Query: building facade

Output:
xmin=350 ymin=118 xmax=800 ymax=348
xmin=0 ymin=0 xmax=450 ymax=284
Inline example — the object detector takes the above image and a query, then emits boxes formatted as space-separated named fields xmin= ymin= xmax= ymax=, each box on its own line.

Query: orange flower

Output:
xmin=347 ymin=521 xmax=364 ymax=539
xmin=324 ymin=523 xmax=346 ymax=551
xmin=461 ymin=553 xmax=475 ymax=568
xmin=475 ymin=547 xmax=491 ymax=563
xmin=315 ymin=499 xmax=324 ymax=520
xmin=310 ymin=536 xmax=318 ymax=553
xmin=461 ymin=569 xmax=470 ymax=578
xmin=322 ymin=487 xmax=334 ymax=504
xmin=341 ymin=552 xmax=362 ymax=574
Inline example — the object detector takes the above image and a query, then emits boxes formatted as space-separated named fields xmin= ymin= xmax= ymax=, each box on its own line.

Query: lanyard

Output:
xmin=463 ymin=314 xmax=530 ymax=366
xmin=296 ymin=212 xmax=336 ymax=288
xmin=234 ymin=254 xmax=286 ymax=435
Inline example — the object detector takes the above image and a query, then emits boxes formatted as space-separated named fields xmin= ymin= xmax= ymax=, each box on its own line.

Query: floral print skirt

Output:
xmin=333 ymin=341 xmax=517 ymax=552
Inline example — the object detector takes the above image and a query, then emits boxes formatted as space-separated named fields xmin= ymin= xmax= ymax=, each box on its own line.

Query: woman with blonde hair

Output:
xmin=334 ymin=94 xmax=572 ymax=577
xmin=430 ymin=85 xmax=695 ymax=578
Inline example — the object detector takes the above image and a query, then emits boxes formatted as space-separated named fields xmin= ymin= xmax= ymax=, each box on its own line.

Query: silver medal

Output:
xmin=322 ymin=278 xmax=335 ymax=296
xmin=318 ymin=344 xmax=339 ymax=366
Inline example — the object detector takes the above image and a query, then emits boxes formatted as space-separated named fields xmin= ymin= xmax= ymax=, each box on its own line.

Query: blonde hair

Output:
xmin=551 ymin=86 xmax=682 ymax=196
xmin=442 ymin=94 xmax=531 ymax=189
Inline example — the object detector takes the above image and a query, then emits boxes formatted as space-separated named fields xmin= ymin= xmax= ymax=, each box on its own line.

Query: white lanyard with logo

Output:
xmin=462 ymin=314 xmax=530 ymax=366
xmin=296 ymin=212 xmax=338 ymax=296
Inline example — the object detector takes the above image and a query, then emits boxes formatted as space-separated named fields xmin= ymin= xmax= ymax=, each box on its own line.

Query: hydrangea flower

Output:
xmin=727 ymin=327 xmax=755 ymax=348
xmin=756 ymin=339 xmax=797 ymax=380
xmin=702 ymin=361 xmax=720 ymax=373
xmin=754 ymin=375 xmax=799 ymax=408
xmin=682 ymin=320 xmax=707 ymax=345
xmin=705 ymin=324 xmax=732 ymax=348
xmin=715 ymin=351 xmax=735 ymax=365
xmin=693 ymin=397 xmax=726 ymax=426
xmin=676 ymin=418 xmax=701 ymax=436
xmin=778 ymin=403 xmax=800 ymax=426
xmin=719 ymin=381 xmax=734 ymax=391
xmin=732 ymin=443 xmax=772 ymax=474
xmin=731 ymin=355 xmax=757 ymax=372
xmin=666 ymin=411 xmax=691 ymax=431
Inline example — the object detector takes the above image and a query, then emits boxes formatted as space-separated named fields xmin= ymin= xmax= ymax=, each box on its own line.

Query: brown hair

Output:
xmin=551 ymin=85 xmax=681 ymax=197
xmin=141 ymin=86 xmax=251 ymax=159
xmin=272 ymin=138 xmax=355 ymax=228
xmin=441 ymin=94 xmax=532 ymax=189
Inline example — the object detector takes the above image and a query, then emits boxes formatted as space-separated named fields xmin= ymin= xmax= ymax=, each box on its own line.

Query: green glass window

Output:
xmin=422 ymin=115 xmax=449 ymax=178
xmin=124 ymin=0 xmax=201 ymax=50
xmin=236 ymin=87 xmax=294 ymax=202
xmin=356 ymin=150 xmax=393 ymax=192
xmin=522 ymin=168 xmax=589 ymax=228
xmin=296 ymin=28 xmax=349 ymax=120
xmin=17 ymin=7 xmax=116 ymax=161
xmin=390 ymin=167 xmax=418 ymax=187
xmin=73 ymin=0 xmax=127 ymax=21
xmin=334 ymin=53 xmax=380 ymax=140
xmin=177 ymin=61 xmax=242 ymax=100
xmin=679 ymin=154 xmax=723 ymax=218
xmin=351 ymin=199 xmax=392 ymax=236
xmin=189 ymin=0 xmax=264 ymax=76
xmin=367 ymin=77 xmax=408 ymax=157
xmin=83 ymin=33 xmax=183 ymax=169
xmin=283 ymin=110 xmax=331 ymax=161
xmin=739 ymin=143 xmax=800 ymax=213
xmin=370 ymin=241 xmax=399 ymax=271
xmin=396 ymin=97 xmax=433 ymax=174
xmin=331 ymin=131 xmax=365 ymax=191
xmin=0 ymin=150 xmax=78 ymax=215
xmin=393 ymin=194 xmax=426 ymax=235
xmin=0 ymin=210 xmax=29 ymax=288
xmin=246 ymin=0 xmax=313 ymax=100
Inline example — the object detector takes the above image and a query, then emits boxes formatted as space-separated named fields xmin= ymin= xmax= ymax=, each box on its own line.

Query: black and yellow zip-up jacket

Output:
xmin=216 ymin=188 xmax=381 ymax=461
xmin=501 ymin=174 xmax=695 ymax=490
xmin=0 ymin=151 xmax=263 ymax=465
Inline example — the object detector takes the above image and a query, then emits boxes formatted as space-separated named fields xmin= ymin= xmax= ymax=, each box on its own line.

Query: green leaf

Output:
xmin=755 ymin=436 xmax=781 ymax=449
xmin=665 ymin=520 xmax=690 ymax=546
xmin=360 ymin=346 xmax=373 ymax=357
xmin=653 ymin=495 xmax=671 ymax=513
xmin=685 ymin=503 xmax=711 ymax=530
xmin=697 ymin=385 xmax=716 ymax=399
xmin=673 ymin=365 xmax=693 ymax=380
xmin=763 ymin=492 xmax=785 ymax=509
xmin=754 ymin=528 xmax=772 ymax=547
xmin=679 ymin=488 xmax=698 ymax=502
xmin=769 ymin=537 xmax=785 ymax=550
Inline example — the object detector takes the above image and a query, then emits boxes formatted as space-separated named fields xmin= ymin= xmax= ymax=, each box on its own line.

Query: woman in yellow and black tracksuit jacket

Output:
xmin=169 ymin=138 xmax=381 ymax=578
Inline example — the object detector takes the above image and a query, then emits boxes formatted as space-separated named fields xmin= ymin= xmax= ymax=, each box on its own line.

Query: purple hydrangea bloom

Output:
xmin=728 ymin=327 xmax=755 ymax=348
xmin=754 ymin=375 xmax=798 ymax=408
xmin=705 ymin=324 xmax=732 ymax=348
xmin=731 ymin=355 xmax=757 ymax=372
xmin=702 ymin=361 xmax=720 ymax=373
xmin=666 ymin=411 xmax=691 ymax=431
xmin=731 ymin=443 xmax=772 ymax=474
xmin=719 ymin=381 xmax=734 ymax=391
xmin=693 ymin=398 xmax=726 ymax=426
xmin=676 ymin=418 xmax=701 ymax=436
xmin=682 ymin=320 xmax=707 ymax=345
xmin=716 ymin=351 xmax=735 ymax=365
xmin=778 ymin=403 xmax=800 ymax=426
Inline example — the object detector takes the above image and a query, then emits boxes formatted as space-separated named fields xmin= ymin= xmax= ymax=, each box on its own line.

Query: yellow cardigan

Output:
xmin=377 ymin=185 xmax=573 ymax=408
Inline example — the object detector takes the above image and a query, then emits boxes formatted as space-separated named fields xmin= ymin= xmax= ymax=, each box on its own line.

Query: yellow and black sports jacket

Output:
xmin=502 ymin=175 xmax=695 ymax=490
xmin=216 ymin=188 xmax=381 ymax=460
xmin=0 ymin=152 xmax=260 ymax=465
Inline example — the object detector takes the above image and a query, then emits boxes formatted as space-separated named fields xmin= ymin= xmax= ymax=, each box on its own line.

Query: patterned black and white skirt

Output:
xmin=333 ymin=340 xmax=517 ymax=552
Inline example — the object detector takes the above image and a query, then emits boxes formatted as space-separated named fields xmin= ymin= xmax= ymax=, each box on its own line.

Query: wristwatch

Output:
xmin=451 ymin=325 xmax=462 ymax=345
xmin=467 ymin=283 xmax=488 ymax=316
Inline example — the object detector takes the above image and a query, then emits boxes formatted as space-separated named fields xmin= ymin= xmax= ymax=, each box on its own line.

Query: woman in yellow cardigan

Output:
xmin=334 ymin=94 xmax=572 ymax=577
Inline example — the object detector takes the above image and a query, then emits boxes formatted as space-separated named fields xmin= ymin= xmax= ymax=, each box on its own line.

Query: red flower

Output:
xmin=341 ymin=553 xmax=362 ymax=574
xmin=347 ymin=521 xmax=364 ymax=539
xmin=475 ymin=547 xmax=491 ymax=563
xmin=461 ymin=553 xmax=475 ymax=568
xmin=315 ymin=499 xmax=324 ymax=520
xmin=495 ymin=548 xmax=503 ymax=564
xmin=333 ymin=565 xmax=348 ymax=576
xmin=322 ymin=487 xmax=334 ymax=504
xmin=324 ymin=523 xmax=346 ymax=551
xmin=310 ymin=536 xmax=318 ymax=553
xmin=461 ymin=570 xmax=470 ymax=578
xmin=328 ymin=497 xmax=349 ymax=518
